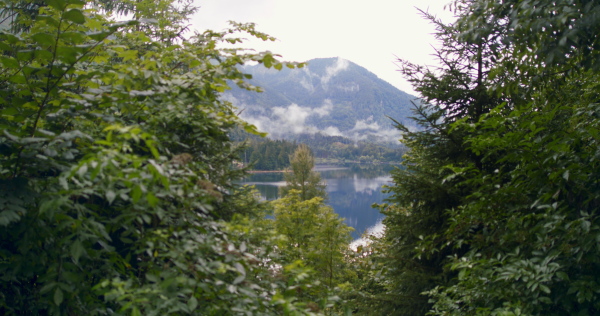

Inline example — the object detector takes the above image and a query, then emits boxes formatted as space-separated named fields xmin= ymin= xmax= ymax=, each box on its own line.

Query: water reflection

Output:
xmin=241 ymin=164 xmax=395 ymax=239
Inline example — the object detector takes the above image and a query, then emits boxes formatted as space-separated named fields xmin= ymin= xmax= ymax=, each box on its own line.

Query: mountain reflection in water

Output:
xmin=241 ymin=164 xmax=394 ymax=239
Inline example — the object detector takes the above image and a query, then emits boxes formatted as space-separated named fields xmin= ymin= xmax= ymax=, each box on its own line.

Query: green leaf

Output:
xmin=77 ymin=164 xmax=88 ymax=177
xmin=0 ymin=209 xmax=20 ymax=226
xmin=0 ymin=57 xmax=20 ymax=69
xmin=39 ymin=282 xmax=57 ymax=294
xmin=146 ymin=273 xmax=159 ymax=283
xmin=539 ymin=284 xmax=551 ymax=294
xmin=46 ymin=0 xmax=67 ymax=10
xmin=34 ymin=49 xmax=54 ymax=62
xmin=188 ymin=296 xmax=198 ymax=311
xmin=233 ymin=275 xmax=245 ymax=284
xmin=160 ymin=176 xmax=170 ymax=191
xmin=243 ymin=124 xmax=267 ymax=137
xmin=0 ymin=41 xmax=12 ymax=51
xmin=147 ymin=192 xmax=159 ymax=207
xmin=1 ymin=33 xmax=22 ymax=45
xmin=556 ymin=271 xmax=569 ymax=281
xmin=54 ymin=288 xmax=64 ymax=306
xmin=56 ymin=46 xmax=80 ymax=64
xmin=70 ymin=240 xmax=85 ymax=264
xmin=263 ymin=56 xmax=273 ymax=68
xmin=39 ymin=198 xmax=62 ymax=216
xmin=59 ymin=177 xmax=69 ymax=190
xmin=234 ymin=262 xmax=246 ymax=276
xmin=32 ymin=33 xmax=56 ymax=47
xmin=105 ymin=190 xmax=116 ymax=204
xmin=118 ymin=50 xmax=138 ymax=61
xmin=131 ymin=185 xmax=142 ymax=203
xmin=149 ymin=145 xmax=159 ymax=159
xmin=61 ymin=31 xmax=86 ymax=43
xmin=37 ymin=15 xmax=60 ymax=27
xmin=90 ymin=162 xmax=102 ymax=180
xmin=63 ymin=9 xmax=86 ymax=24
xmin=88 ymin=31 xmax=112 ymax=41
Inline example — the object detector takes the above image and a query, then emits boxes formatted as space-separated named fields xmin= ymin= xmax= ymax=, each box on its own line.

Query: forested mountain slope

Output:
xmin=224 ymin=57 xmax=418 ymax=143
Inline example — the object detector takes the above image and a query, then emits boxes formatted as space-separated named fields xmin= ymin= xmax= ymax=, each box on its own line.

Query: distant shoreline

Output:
xmin=247 ymin=165 xmax=350 ymax=173
xmin=247 ymin=170 xmax=289 ymax=174
xmin=246 ymin=161 xmax=400 ymax=173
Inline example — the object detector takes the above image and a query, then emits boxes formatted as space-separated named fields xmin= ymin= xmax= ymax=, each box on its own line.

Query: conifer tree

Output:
xmin=365 ymin=8 xmax=503 ymax=315
xmin=280 ymin=144 xmax=326 ymax=201
xmin=272 ymin=189 xmax=353 ymax=308
xmin=373 ymin=1 xmax=600 ymax=315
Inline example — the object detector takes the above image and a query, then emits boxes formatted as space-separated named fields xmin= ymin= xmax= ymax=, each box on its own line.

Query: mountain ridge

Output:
xmin=225 ymin=57 xmax=419 ymax=143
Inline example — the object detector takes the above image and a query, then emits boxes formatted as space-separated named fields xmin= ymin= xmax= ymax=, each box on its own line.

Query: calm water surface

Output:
xmin=242 ymin=164 xmax=395 ymax=239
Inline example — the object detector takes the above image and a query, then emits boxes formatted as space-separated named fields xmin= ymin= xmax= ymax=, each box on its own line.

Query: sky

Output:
xmin=190 ymin=0 xmax=456 ymax=95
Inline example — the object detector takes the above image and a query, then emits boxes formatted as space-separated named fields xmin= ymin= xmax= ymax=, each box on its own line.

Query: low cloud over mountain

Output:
xmin=240 ymin=101 xmax=334 ymax=137
xmin=225 ymin=57 xmax=419 ymax=143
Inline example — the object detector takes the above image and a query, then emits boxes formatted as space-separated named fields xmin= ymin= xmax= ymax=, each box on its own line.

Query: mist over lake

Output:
xmin=242 ymin=164 xmax=394 ymax=239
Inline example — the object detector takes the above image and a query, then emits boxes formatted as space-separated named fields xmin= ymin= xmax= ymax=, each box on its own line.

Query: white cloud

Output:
xmin=299 ymin=76 xmax=314 ymax=92
xmin=272 ymin=104 xmax=312 ymax=133
xmin=313 ymin=99 xmax=333 ymax=116
xmin=322 ymin=126 xmax=343 ymax=137
xmin=336 ymin=82 xmax=359 ymax=92
xmin=343 ymin=117 xmax=401 ymax=143
xmin=240 ymin=102 xmax=402 ymax=142
xmin=321 ymin=57 xmax=350 ymax=84
xmin=353 ymin=175 xmax=392 ymax=194
xmin=241 ymin=101 xmax=333 ymax=138
xmin=352 ymin=119 xmax=380 ymax=131
xmin=235 ymin=96 xmax=403 ymax=142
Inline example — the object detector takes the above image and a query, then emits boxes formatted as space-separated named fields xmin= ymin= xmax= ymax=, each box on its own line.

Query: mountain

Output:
xmin=224 ymin=57 xmax=419 ymax=144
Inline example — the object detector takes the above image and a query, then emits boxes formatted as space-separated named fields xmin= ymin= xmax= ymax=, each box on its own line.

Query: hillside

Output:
xmin=224 ymin=57 xmax=419 ymax=144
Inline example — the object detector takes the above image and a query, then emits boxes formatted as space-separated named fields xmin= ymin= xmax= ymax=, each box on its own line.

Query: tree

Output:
xmin=422 ymin=1 xmax=600 ymax=314
xmin=272 ymin=189 xmax=353 ymax=310
xmin=310 ymin=205 xmax=353 ymax=291
xmin=273 ymin=190 xmax=323 ymax=261
xmin=280 ymin=144 xmax=326 ymax=201
xmin=356 ymin=7 xmax=503 ymax=314
xmin=374 ymin=0 xmax=600 ymax=315
xmin=0 ymin=0 xmax=315 ymax=314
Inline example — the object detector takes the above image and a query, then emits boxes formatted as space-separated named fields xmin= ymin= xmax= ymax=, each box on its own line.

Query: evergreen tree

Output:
xmin=280 ymin=144 xmax=326 ymax=201
xmin=359 ymin=8 xmax=503 ymax=314
xmin=374 ymin=1 xmax=600 ymax=315
xmin=272 ymin=189 xmax=353 ymax=310
xmin=423 ymin=1 xmax=600 ymax=314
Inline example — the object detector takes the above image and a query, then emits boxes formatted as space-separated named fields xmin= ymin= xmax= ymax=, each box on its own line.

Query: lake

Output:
xmin=241 ymin=164 xmax=395 ymax=239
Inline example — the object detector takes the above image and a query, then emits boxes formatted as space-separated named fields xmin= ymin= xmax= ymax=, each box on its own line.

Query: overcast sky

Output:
xmin=191 ymin=0 xmax=456 ymax=95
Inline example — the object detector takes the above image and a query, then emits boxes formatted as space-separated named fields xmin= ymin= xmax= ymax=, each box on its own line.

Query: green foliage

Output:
xmin=280 ymin=144 xmax=326 ymax=201
xmin=356 ymin=6 xmax=502 ymax=314
xmin=243 ymin=137 xmax=298 ymax=171
xmin=272 ymin=190 xmax=353 ymax=311
xmin=454 ymin=0 xmax=600 ymax=89
xmin=426 ymin=77 xmax=600 ymax=316
xmin=295 ymin=133 xmax=405 ymax=163
xmin=0 ymin=0 xmax=317 ymax=314
xmin=270 ymin=145 xmax=353 ymax=312
xmin=340 ymin=231 xmax=394 ymax=315
xmin=232 ymin=130 xmax=405 ymax=169
xmin=373 ymin=0 xmax=600 ymax=315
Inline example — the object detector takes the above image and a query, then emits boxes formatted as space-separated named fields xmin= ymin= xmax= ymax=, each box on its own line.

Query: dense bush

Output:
xmin=0 ymin=0 xmax=315 ymax=314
